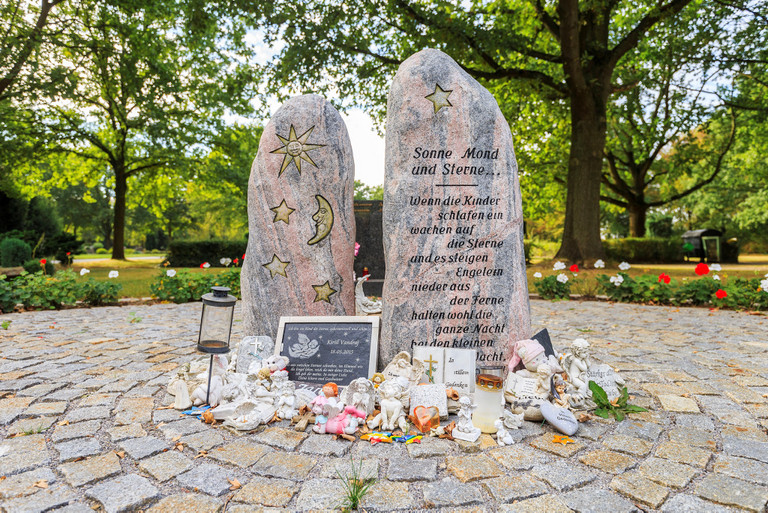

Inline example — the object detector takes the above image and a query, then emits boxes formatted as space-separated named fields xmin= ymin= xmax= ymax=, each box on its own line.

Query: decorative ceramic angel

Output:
xmin=339 ymin=378 xmax=376 ymax=420
xmin=313 ymin=402 xmax=366 ymax=435
xmin=276 ymin=381 xmax=299 ymax=420
xmin=355 ymin=275 xmax=382 ymax=315
xmin=502 ymin=409 xmax=525 ymax=430
xmin=382 ymin=351 xmax=425 ymax=391
xmin=494 ymin=419 xmax=514 ymax=446
xmin=561 ymin=338 xmax=592 ymax=397
xmin=452 ymin=396 xmax=481 ymax=442
xmin=367 ymin=380 xmax=408 ymax=432
xmin=190 ymin=355 xmax=228 ymax=407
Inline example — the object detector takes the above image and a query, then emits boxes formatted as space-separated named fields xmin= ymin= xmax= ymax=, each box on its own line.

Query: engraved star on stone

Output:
xmin=270 ymin=125 xmax=325 ymax=176
xmin=425 ymin=84 xmax=453 ymax=113
xmin=270 ymin=199 xmax=295 ymax=225
xmin=312 ymin=281 xmax=337 ymax=303
xmin=262 ymin=254 xmax=290 ymax=279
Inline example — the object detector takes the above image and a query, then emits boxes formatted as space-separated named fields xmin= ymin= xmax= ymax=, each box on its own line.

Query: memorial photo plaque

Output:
xmin=275 ymin=316 xmax=380 ymax=386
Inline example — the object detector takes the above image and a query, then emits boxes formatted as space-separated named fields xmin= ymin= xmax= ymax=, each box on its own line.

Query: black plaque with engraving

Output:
xmin=275 ymin=316 xmax=380 ymax=386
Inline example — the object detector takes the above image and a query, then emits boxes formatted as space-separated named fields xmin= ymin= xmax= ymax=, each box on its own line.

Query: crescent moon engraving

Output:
xmin=307 ymin=194 xmax=334 ymax=245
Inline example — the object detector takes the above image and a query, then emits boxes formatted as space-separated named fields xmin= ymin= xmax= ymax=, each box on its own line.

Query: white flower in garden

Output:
xmin=220 ymin=257 xmax=232 ymax=267
xmin=79 ymin=268 xmax=90 ymax=276
xmin=710 ymin=263 xmax=722 ymax=271
xmin=166 ymin=269 xmax=177 ymax=277
xmin=553 ymin=261 xmax=566 ymax=271
xmin=556 ymin=273 xmax=569 ymax=283
xmin=108 ymin=270 xmax=119 ymax=279
xmin=712 ymin=274 xmax=720 ymax=281
xmin=609 ymin=274 xmax=624 ymax=287
xmin=202 ymin=262 xmax=210 ymax=269
xmin=618 ymin=262 xmax=631 ymax=271
xmin=533 ymin=272 xmax=542 ymax=279
xmin=761 ymin=279 xmax=768 ymax=293
xmin=594 ymin=259 xmax=605 ymax=269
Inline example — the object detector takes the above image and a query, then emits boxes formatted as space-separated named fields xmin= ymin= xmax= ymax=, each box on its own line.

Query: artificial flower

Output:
xmin=695 ymin=263 xmax=709 ymax=276
xmin=594 ymin=259 xmax=605 ymax=269
xmin=80 ymin=268 xmax=90 ymax=276
xmin=108 ymin=270 xmax=119 ymax=279
xmin=166 ymin=269 xmax=177 ymax=277
xmin=533 ymin=272 xmax=542 ymax=279
xmin=553 ymin=261 xmax=566 ymax=271
xmin=569 ymin=264 xmax=579 ymax=273
xmin=658 ymin=273 xmax=671 ymax=284
xmin=556 ymin=273 xmax=569 ymax=283
xmin=715 ymin=289 xmax=727 ymax=299
xmin=354 ymin=242 xmax=360 ymax=257
xmin=618 ymin=261 xmax=631 ymax=271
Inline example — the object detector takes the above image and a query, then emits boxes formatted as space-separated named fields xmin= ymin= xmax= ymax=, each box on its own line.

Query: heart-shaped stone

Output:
xmin=410 ymin=405 xmax=440 ymax=433
xmin=540 ymin=401 xmax=579 ymax=436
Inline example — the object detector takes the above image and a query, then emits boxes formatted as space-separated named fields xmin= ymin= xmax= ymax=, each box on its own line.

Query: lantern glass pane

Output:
xmin=199 ymin=304 xmax=233 ymax=350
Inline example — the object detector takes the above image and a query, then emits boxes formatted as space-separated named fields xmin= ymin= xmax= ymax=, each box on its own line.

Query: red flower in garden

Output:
xmin=569 ymin=264 xmax=579 ymax=273
xmin=66 ymin=252 xmax=71 ymax=256
xmin=234 ymin=258 xmax=239 ymax=265
xmin=40 ymin=258 xmax=46 ymax=265
xmin=658 ymin=273 xmax=671 ymax=284
xmin=695 ymin=263 xmax=709 ymax=276
xmin=242 ymin=254 xmax=245 ymax=260
xmin=716 ymin=289 xmax=728 ymax=299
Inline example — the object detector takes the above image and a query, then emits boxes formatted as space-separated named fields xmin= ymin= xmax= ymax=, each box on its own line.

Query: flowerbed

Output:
xmin=150 ymin=267 xmax=241 ymax=303
xmin=0 ymin=270 xmax=122 ymax=312
xmin=534 ymin=260 xmax=768 ymax=311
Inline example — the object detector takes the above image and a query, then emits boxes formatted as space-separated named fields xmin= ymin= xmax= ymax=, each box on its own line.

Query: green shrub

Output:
xmin=92 ymin=242 xmax=104 ymax=250
xmin=165 ymin=240 xmax=247 ymax=268
xmin=23 ymin=259 xmax=55 ymax=275
xmin=0 ymin=238 xmax=32 ymax=267
xmin=95 ymin=248 xmax=109 ymax=254
xmin=12 ymin=270 xmax=80 ymax=309
xmin=79 ymin=279 xmax=121 ymax=306
xmin=603 ymin=238 xmax=682 ymax=263
xmin=672 ymin=277 xmax=720 ymax=306
xmin=533 ymin=274 xmax=571 ymax=300
xmin=0 ymin=275 xmax=16 ymax=313
xmin=596 ymin=272 xmax=675 ymax=304
xmin=150 ymin=268 xmax=241 ymax=303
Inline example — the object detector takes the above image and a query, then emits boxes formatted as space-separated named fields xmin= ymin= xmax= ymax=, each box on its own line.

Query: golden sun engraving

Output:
xmin=312 ymin=281 xmax=337 ymax=303
xmin=425 ymin=84 xmax=453 ymax=113
xmin=270 ymin=125 xmax=325 ymax=176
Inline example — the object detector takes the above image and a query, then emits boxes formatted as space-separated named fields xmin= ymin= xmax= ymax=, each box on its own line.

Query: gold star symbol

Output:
xmin=270 ymin=199 xmax=295 ymax=225
xmin=552 ymin=434 xmax=575 ymax=445
xmin=312 ymin=281 xmax=337 ymax=303
xmin=425 ymin=84 xmax=453 ymax=113
xmin=270 ymin=125 xmax=325 ymax=176
xmin=262 ymin=254 xmax=290 ymax=279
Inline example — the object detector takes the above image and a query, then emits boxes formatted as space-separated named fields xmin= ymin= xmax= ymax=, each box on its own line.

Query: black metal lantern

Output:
xmin=198 ymin=286 xmax=236 ymax=354
xmin=197 ymin=286 xmax=236 ymax=405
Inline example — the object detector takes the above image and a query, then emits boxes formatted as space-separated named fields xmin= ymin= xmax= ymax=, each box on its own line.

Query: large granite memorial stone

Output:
xmin=242 ymin=94 xmax=355 ymax=339
xmin=380 ymin=49 xmax=530 ymax=368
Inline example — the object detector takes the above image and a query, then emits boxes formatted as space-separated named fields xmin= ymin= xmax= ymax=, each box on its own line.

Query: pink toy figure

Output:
xmin=314 ymin=405 xmax=366 ymax=435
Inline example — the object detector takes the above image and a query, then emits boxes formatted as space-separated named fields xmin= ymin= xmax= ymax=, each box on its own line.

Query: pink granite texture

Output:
xmin=241 ymin=94 xmax=355 ymax=339
xmin=380 ymin=49 xmax=531 ymax=369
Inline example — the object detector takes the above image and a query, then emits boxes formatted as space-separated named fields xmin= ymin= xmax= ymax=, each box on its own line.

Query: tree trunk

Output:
xmin=111 ymin=168 xmax=127 ymax=260
xmin=556 ymin=91 xmax=607 ymax=262
xmin=628 ymin=202 xmax=647 ymax=238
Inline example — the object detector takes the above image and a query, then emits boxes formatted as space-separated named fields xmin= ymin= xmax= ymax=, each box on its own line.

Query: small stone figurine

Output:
xmin=367 ymin=380 xmax=408 ymax=432
xmin=494 ymin=419 xmax=514 ymax=446
xmin=313 ymin=402 xmax=366 ymax=435
xmin=355 ymin=275 xmax=382 ymax=315
xmin=562 ymin=338 xmax=592 ymax=397
xmin=452 ymin=396 xmax=481 ymax=443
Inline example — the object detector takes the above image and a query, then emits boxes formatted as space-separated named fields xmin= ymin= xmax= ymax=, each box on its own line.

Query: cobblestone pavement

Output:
xmin=1 ymin=300 xmax=767 ymax=512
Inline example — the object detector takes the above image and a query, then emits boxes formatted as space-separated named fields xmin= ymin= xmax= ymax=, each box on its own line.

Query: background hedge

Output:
xmin=603 ymin=238 xmax=683 ymax=263
xmin=165 ymin=240 xmax=247 ymax=267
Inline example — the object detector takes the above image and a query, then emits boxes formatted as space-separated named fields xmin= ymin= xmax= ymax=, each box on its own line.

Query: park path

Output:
xmin=0 ymin=300 xmax=767 ymax=512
